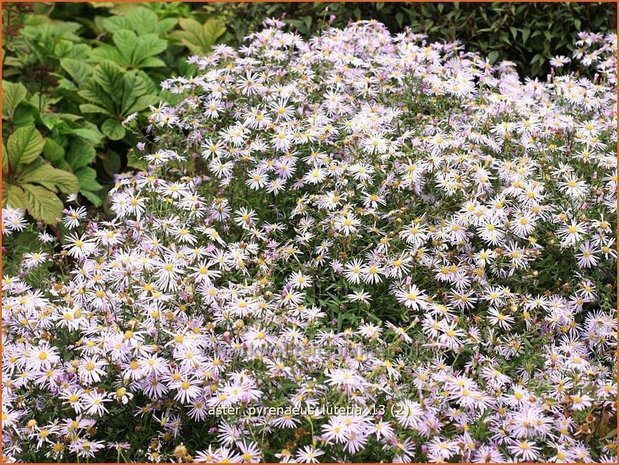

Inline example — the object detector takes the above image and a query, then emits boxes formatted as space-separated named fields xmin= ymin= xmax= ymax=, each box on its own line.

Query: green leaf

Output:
xmin=92 ymin=61 xmax=124 ymax=97
xmin=90 ymin=45 xmax=127 ymax=66
xmin=100 ymin=150 xmax=121 ymax=176
xmin=7 ymin=126 xmax=45 ymax=170
xmin=126 ymin=7 xmax=160 ymax=34
xmin=510 ymin=27 xmax=518 ymax=40
xmin=101 ymin=118 xmax=126 ymax=140
xmin=127 ymin=148 xmax=147 ymax=171
xmin=2 ymin=142 xmax=7 ymax=174
xmin=488 ymin=51 xmax=500 ymax=64
xmin=80 ymin=189 xmax=104 ymax=206
xmin=11 ymin=105 xmax=36 ymax=128
xmin=113 ymin=29 xmax=138 ymax=63
xmin=66 ymin=140 xmax=96 ymax=170
xmin=133 ymin=34 xmax=167 ymax=66
xmin=79 ymin=103 xmax=113 ymax=116
xmin=4 ymin=184 xmax=27 ymax=210
xmin=75 ymin=166 xmax=102 ymax=191
xmin=2 ymin=81 xmax=27 ymax=120
xmin=60 ymin=58 xmax=93 ymax=85
xmin=170 ymin=18 xmax=225 ymax=55
xmin=22 ymin=184 xmax=64 ymax=225
xmin=19 ymin=163 xmax=79 ymax=194
xmin=43 ymin=138 xmax=65 ymax=165
xmin=66 ymin=127 xmax=103 ymax=145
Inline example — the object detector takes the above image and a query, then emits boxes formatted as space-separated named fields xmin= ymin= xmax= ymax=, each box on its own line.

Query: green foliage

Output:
xmin=2 ymin=126 xmax=79 ymax=224
xmin=2 ymin=3 xmax=229 ymax=221
xmin=207 ymin=2 xmax=616 ymax=78
xmin=169 ymin=18 xmax=226 ymax=56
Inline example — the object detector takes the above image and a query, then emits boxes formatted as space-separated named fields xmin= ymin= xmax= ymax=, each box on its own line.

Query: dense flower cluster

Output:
xmin=2 ymin=21 xmax=617 ymax=463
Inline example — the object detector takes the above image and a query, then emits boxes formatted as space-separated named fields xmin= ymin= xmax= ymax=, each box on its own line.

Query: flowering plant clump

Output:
xmin=2 ymin=20 xmax=617 ymax=463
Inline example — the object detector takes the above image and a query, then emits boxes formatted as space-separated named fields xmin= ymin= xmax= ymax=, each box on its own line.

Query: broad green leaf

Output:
xmin=133 ymin=34 xmax=167 ymax=65
xmin=90 ymin=45 xmax=127 ymax=66
xmin=7 ymin=126 xmax=45 ymax=170
xmin=40 ymin=113 xmax=65 ymax=130
xmin=126 ymin=7 xmax=159 ymax=35
xmin=4 ymin=184 xmax=27 ymax=210
xmin=11 ymin=105 xmax=36 ymax=128
xmin=120 ymin=72 xmax=158 ymax=115
xmin=22 ymin=184 xmax=64 ymax=225
xmin=78 ymin=86 xmax=115 ymax=112
xmin=65 ymin=127 xmax=103 ymax=145
xmin=113 ymin=29 xmax=138 ymax=63
xmin=67 ymin=140 xmax=96 ymax=170
xmin=125 ymin=94 xmax=160 ymax=115
xmin=100 ymin=15 xmax=130 ymax=33
xmin=137 ymin=56 xmax=166 ymax=68
xmin=92 ymin=61 xmax=124 ymax=97
xmin=75 ymin=166 xmax=102 ymax=191
xmin=60 ymin=58 xmax=93 ymax=85
xmin=2 ymin=81 xmax=27 ymax=120
xmin=171 ymin=18 xmax=225 ymax=55
xmin=102 ymin=118 xmax=126 ymax=140
xmin=43 ymin=138 xmax=65 ymax=165
xmin=19 ymin=163 xmax=80 ymax=194
xmin=56 ymin=78 xmax=79 ymax=92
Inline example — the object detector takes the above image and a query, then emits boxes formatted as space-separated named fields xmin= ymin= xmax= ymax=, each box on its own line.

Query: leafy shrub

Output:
xmin=2 ymin=21 xmax=616 ymax=463
xmin=208 ymin=2 xmax=616 ymax=77
xmin=1 ymin=3 xmax=226 ymax=222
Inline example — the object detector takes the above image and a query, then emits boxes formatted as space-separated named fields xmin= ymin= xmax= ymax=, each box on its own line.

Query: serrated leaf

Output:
xmin=4 ymin=184 xmax=27 ymax=210
xmin=171 ymin=18 xmax=225 ymax=55
xmin=2 ymin=80 xmax=27 ymax=120
xmin=19 ymin=163 xmax=79 ymax=194
xmin=22 ymin=184 xmax=64 ymax=225
xmin=125 ymin=94 xmax=160 ymax=116
xmin=126 ymin=7 xmax=159 ymax=35
xmin=137 ymin=56 xmax=166 ymax=68
xmin=90 ymin=45 xmax=127 ymax=66
xmin=133 ymin=34 xmax=167 ymax=67
xmin=158 ymin=17 xmax=178 ymax=33
xmin=100 ymin=15 xmax=130 ymax=34
xmin=113 ymin=29 xmax=138 ymax=63
xmin=7 ymin=126 xmax=45 ymax=170
xmin=60 ymin=58 xmax=93 ymax=85
xmin=102 ymin=118 xmax=126 ymax=140
xmin=92 ymin=61 xmax=124 ymax=97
